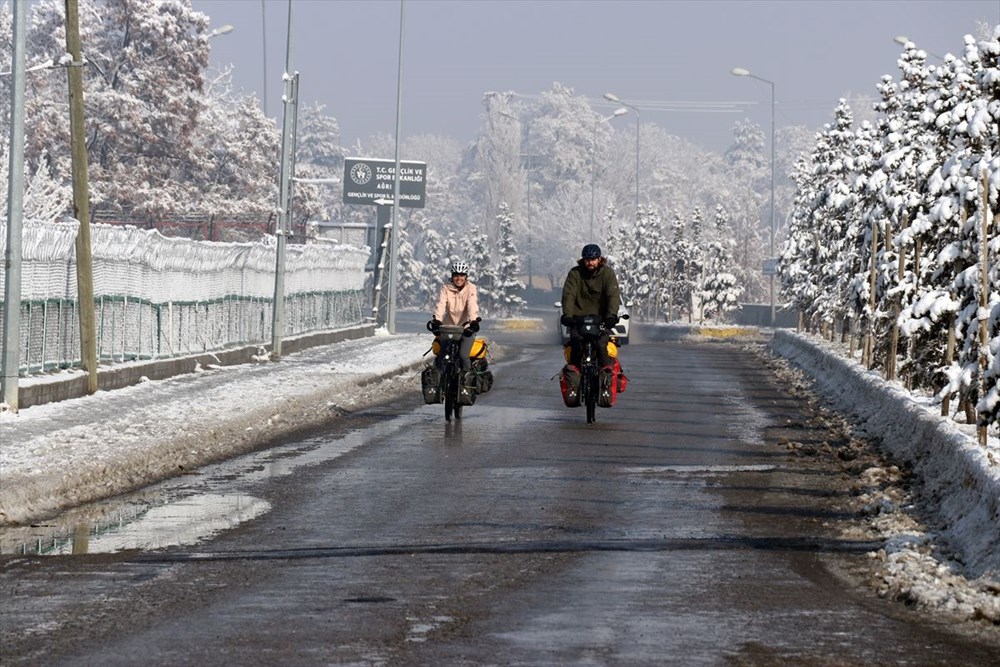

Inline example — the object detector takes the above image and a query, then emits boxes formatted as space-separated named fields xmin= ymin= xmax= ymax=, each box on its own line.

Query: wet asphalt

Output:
xmin=1 ymin=323 xmax=999 ymax=665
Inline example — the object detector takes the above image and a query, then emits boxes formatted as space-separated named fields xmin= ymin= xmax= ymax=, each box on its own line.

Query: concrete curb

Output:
xmin=15 ymin=325 xmax=376 ymax=410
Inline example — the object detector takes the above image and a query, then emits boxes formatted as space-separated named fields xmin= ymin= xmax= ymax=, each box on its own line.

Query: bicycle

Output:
xmin=562 ymin=314 xmax=628 ymax=424
xmin=422 ymin=319 xmax=487 ymax=422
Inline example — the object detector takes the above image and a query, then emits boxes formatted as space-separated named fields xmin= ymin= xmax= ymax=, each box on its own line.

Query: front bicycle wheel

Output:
xmin=444 ymin=367 xmax=463 ymax=421
xmin=444 ymin=367 xmax=456 ymax=421
xmin=584 ymin=366 xmax=597 ymax=424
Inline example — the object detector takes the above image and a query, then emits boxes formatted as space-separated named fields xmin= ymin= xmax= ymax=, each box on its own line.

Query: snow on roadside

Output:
xmin=768 ymin=329 xmax=1000 ymax=624
xmin=0 ymin=333 xmax=434 ymax=526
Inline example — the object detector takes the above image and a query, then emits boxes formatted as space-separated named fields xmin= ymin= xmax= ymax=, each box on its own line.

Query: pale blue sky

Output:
xmin=196 ymin=0 xmax=999 ymax=153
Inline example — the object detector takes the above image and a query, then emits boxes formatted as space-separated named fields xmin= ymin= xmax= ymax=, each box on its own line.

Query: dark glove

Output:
xmin=560 ymin=314 xmax=574 ymax=327
xmin=462 ymin=327 xmax=474 ymax=337
xmin=427 ymin=318 xmax=441 ymax=333
xmin=603 ymin=315 xmax=619 ymax=329
xmin=467 ymin=320 xmax=480 ymax=333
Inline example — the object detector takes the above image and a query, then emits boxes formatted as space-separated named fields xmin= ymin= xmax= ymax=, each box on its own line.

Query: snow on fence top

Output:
xmin=2 ymin=220 xmax=370 ymax=303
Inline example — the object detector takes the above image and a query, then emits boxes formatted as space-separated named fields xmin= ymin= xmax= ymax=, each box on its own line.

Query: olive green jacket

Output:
xmin=561 ymin=263 xmax=621 ymax=319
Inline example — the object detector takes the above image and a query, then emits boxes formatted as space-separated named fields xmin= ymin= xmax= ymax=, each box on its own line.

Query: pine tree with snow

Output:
xmin=468 ymin=229 xmax=496 ymax=316
xmin=491 ymin=203 xmax=527 ymax=318
xmin=700 ymin=205 xmax=741 ymax=322
xmin=394 ymin=216 xmax=424 ymax=310
xmin=420 ymin=229 xmax=457 ymax=310
xmin=668 ymin=210 xmax=702 ymax=323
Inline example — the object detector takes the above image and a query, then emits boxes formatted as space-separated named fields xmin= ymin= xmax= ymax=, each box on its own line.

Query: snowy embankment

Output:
xmin=0 ymin=331 xmax=434 ymax=526
xmin=770 ymin=329 xmax=1000 ymax=578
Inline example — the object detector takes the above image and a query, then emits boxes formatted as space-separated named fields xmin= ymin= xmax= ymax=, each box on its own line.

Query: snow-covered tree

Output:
xmin=293 ymin=102 xmax=345 ymax=221
xmin=491 ymin=202 xmax=526 ymax=317
xmin=700 ymin=205 xmax=741 ymax=321
xmin=187 ymin=71 xmax=281 ymax=221
xmin=529 ymin=82 xmax=597 ymax=196
xmin=468 ymin=229 xmax=496 ymax=315
xmin=781 ymin=25 xmax=1000 ymax=431
xmin=393 ymin=213 xmax=426 ymax=309
xmin=723 ymin=120 xmax=768 ymax=303
xmin=666 ymin=211 xmax=702 ymax=322
xmin=26 ymin=0 xmax=215 ymax=216
xmin=472 ymin=92 xmax=526 ymax=236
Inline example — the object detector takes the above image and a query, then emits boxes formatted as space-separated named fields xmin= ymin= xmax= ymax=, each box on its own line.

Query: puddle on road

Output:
xmin=1 ymin=412 xmax=427 ymax=556
xmin=6 ymin=494 xmax=270 ymax=556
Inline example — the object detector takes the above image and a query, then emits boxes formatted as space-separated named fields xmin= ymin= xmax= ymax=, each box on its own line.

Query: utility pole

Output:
xmin=65 ymin=0 xmax=98 ymax=393
xmin=1 ymin=0 xmax=27 ymax=410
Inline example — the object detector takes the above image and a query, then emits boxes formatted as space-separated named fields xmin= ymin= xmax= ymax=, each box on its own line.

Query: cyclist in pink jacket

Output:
xmin=427 ymin=260 xmax=480 ymax=374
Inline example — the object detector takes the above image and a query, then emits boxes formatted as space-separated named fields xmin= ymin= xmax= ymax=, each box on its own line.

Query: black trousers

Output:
xmin=437 ymin=335 xmax=475 ymax=371
xmin=568 ymin=331 xmax=613 ymax=369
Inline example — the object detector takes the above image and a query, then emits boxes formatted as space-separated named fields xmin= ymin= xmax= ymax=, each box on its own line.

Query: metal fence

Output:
xmin=1 ymin=221 xmax=371 ymax=376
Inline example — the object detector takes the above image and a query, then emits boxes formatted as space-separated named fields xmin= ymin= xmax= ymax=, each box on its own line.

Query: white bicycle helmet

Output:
xmin=451 ymin=260 xmax=470 ymax=275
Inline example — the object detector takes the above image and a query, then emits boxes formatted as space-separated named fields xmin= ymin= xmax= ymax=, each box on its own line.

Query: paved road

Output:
xmin=2 ymin=335 xmax=998 ymax=665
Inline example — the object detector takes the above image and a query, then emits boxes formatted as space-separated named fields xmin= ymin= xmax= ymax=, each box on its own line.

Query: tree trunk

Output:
xmin=887 ymin=214 xmax=907 ymax=382
xmin=863 ymin=219 xmax=878 ymax=369
xmin=942 ymin=311 xmax=956 ymax=417
xmin=978 ymin=172 xmax=991 ymax=447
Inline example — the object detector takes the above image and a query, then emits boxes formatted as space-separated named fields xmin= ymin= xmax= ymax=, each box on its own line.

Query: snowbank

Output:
xmin=770 ymin=329 xmax=1000 ymax=578
xmin=0 ymin=332 xmax=434 ymax=526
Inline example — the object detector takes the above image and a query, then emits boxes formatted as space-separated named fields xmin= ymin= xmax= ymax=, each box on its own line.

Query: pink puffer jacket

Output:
xmin=434 ymin=282 xmax=479 ymax=325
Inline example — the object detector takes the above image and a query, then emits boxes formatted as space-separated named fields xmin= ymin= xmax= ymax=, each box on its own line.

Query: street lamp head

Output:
xmin=209 ymin=24 xmax=235 ymax=38
xmin=603 ymin=92 xmax=621 ymax=103
xmin=731 ymin=67 xmax=750 ymax=77
xmin=612 ymin=107 xmax=628 ymax=117
xmin=893 ymin=35 xmax=910 ymax=47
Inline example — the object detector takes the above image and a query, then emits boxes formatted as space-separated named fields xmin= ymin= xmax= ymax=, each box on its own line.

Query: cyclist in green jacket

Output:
xmin=560 ymin=243 xmax=621 ymax=370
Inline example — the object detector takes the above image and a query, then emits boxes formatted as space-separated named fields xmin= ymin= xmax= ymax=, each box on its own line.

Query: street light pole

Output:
xmin=271 ymin=0 xmax=295 ymax=358
xmin=526 ymin=121 xmax=531 ymax=289
xmin=387 ymin=0 xmax=405 ymax=334
xmin=603 ymin=93 xmax=640 ymax=221
xmin=731 ymin=67 xmax=776 ymax=325
xmin=261 ymin=0 xmax=268 ymax=116
xmin=208 ymin=24 xmax=234 ymax=38
xmin=590 ymin=107 xmax=628 ymax=239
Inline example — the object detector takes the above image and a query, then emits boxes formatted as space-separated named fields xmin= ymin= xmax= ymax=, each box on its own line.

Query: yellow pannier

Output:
xmin=564 ymin=339 xmax=617 ymax=361
xmin=434 ymin=336 xmax=488 ymax=358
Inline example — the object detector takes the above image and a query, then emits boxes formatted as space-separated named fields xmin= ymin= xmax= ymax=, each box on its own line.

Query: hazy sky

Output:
xmin=195 ymin=0 xmax=999 ymax=154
